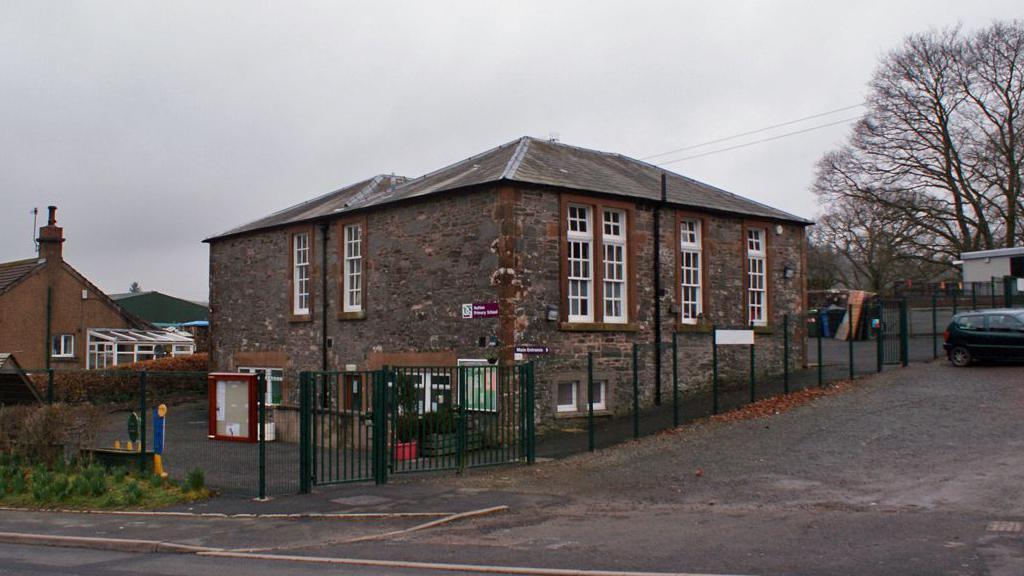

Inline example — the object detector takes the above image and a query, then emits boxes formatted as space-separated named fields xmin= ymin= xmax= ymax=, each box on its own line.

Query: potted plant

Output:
xmin=391 ymin=372 xmax=420 ymax=461
xmin=420 ymin=408 xmax=458 ymax=457
xmin=393 ymin=413 xmax=420 ymax=461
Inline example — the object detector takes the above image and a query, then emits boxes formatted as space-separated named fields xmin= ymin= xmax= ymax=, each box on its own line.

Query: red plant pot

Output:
xmin=392 ymin=440 xmax=418 ymax=461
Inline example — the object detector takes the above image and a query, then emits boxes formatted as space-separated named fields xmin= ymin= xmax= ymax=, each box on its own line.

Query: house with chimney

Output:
xmin=0 ymin=207 xmax=195 ymax=371
xmin=206 ymin=137 xmax=811 ymax=427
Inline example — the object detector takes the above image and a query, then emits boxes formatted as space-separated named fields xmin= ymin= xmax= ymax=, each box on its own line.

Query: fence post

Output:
xmin=749 ymin=326 xmax=756 ymax=403
xmin=672 ymin=332 xmax=679 ymax=427
xmin=257 ymin=371 xmax=266 ymax=500
xmin=848 ymin=313 xmax=855 ymax=380
xmin=711 ymin=327 xmax=719 ymax=415
xmin=952 ymin=287 xmax=958 ymax=315
xmin=991 ymin=278 xmax=997 ymax=308
xmin=899 ymin=299 xmax=909 ymax=367
xmin=457 ymin=365 xmax=467 ymax=473
xmin=377 ymin=367 xmax=390 ymax=485
xmin=47 ymin=368 xmax=54 ymax=405
xmin=527 ymin=362 xmax=536 ymax=464
xmin=931 ymin=292 xmax=938 ymax=359
xmin=138 ymin=371 xmax=147 ymax=473
xmin=971 ymin=283 xmax=977 ymax=310
xmin=587 ymin=351 xmax=595 ymax=452
xmin=632 ymin=343 xmax=639 ymax=439
xmin=1005 ymin=276 xmax=1014 ymax=308
xmin=876 ymin=301 xmax=884 ymax=373
xmin=782 ymin=314 xmax=790 ymax=394
xmin=299 ymin=372 xmax=311 ymax=494
xmin=817 ymin=319 xmax=823 ymax=388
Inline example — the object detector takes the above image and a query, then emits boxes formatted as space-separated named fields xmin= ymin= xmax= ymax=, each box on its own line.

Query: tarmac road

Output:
xmin=2 ymin=360 xmax=1022 ymax=575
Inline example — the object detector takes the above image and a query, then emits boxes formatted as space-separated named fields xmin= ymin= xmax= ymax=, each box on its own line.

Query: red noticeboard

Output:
xmin=208 ymin=373 xmax=258 ymax=443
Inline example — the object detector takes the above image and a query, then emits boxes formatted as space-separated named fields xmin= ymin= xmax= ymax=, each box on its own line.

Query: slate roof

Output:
xmin=208 ymin=136 xmax=810 ymax=241
xmin=0 ymin=258 xmax=44 ymax=295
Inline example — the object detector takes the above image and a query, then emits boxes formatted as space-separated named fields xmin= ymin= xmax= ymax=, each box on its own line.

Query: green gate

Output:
xmin=299 ymin=363 xmax=535 ymax=490
xmin=875 ymin=299 xmax=909 ymax=369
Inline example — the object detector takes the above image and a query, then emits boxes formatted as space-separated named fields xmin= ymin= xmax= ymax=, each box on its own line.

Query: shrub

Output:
xmin=184 ymin=468 xmax=205 ymax=492
xmin=395 ymin=413 xmax=421 ymax=443
xmin=122 ymin=480 xmax=142 ymax=505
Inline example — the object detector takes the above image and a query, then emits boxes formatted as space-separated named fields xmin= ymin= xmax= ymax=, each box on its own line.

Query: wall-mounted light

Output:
xmin=774 ymin=224 xmax=784 ymax=235
xmin=545 ymin=304 xmax=558 ymax=321
xmin=783 ymin=265 xmax=795 ymax=279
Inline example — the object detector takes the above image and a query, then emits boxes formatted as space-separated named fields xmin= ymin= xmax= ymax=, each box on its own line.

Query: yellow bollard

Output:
xmin=114 ymin=440 xmax=121 ymax=450
xmin=126 ymin=441 xmax=133 ymax=451
xmin=153 ymin=454 xmax=167 ymax=478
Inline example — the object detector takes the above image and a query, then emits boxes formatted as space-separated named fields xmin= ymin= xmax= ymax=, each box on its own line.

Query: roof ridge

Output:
xmin=501 ymin=136 xmax=532 ymax=180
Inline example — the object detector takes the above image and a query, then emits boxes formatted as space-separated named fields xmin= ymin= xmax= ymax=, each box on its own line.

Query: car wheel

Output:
xmin=950 ymin=346 xmax=972 ymax=367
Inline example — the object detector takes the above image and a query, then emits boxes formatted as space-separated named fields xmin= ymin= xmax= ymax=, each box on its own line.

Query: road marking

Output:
xmin=231 ymin=505 xmax=510 ymax=552
xmin=987 ymin=521 xmax=1022 ymax=533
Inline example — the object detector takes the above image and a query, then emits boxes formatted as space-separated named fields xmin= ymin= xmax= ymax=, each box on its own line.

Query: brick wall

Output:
xmin=0 ymin=262 xmax=141 ymax=370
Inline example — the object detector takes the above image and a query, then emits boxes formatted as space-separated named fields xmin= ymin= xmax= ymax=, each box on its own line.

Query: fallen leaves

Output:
xmin=708 ymin=381 xmax=854 ymax=423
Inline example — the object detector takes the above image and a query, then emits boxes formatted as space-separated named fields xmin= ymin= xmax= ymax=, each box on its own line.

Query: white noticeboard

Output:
xmin=1018 ymin=278 xmax=1024 ymax=291
xmin=716 ymin=329 xmax=755 ymax=345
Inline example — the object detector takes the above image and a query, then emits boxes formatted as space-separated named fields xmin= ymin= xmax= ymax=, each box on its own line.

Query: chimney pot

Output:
xmin=47 ymin=206 xmax=57 ymax=226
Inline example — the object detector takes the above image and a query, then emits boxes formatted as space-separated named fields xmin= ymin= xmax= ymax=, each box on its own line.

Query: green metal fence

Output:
xmin=299 ymin=363 xmax=535 ymax=490
xmin=15 ymin=369 xmax=297 ymax=498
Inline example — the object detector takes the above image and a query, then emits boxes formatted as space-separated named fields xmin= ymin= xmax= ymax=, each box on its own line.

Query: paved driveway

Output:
xmin=352 ymin=360 xmax=1024 ymax=575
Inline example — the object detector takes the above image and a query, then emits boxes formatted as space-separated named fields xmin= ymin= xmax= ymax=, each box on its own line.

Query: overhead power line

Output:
xmin=641 ymin=103 xmax=866 ymax=161
xmin=655 ymin=115 xmax=863 ymax=165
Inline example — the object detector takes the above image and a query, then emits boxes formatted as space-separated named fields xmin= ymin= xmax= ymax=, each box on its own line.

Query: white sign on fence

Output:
xmin=715 ymin=329 xmax=755 ymax=345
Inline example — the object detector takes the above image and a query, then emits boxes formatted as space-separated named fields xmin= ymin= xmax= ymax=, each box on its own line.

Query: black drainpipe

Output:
xmin=319 ymin=221 xmax=329 ymax=372
xmin=653 ymin=174 xmax=666 ymax=405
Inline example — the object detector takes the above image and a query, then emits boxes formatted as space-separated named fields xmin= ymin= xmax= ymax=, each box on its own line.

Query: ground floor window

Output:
xmin=557 ymin=381 xmax=577 ymax=412
xmin=51 ymin=334 xmax=74 ymax=358
xmin=237 ymin=367 xmax=283 ymax=405
xmin=589 ymin=380 xmax=607 ymax=411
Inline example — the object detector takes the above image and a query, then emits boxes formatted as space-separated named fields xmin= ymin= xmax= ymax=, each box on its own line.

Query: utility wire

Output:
xmin=655 ymin=115 xmax=863 ymax=165
xmin=641 ymin=103 xmax=865 ymax=160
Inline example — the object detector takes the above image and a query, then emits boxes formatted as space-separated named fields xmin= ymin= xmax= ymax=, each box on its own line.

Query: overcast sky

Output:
xmin=1 ymin=1 xmax=1020 ymax=301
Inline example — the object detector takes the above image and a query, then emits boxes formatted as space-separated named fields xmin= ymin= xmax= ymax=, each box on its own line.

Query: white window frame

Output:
xmin=679 ymin=219 xmax=702 ymax=324
xmin=87 ymin=341 xmax=113 ymax=369
xmin=52 ymin=334 xmax=74 ymax=358
xmin=293 ymin=232 xmax=310 ymax=315
xmin=602 ymin=209 xmax=627 ymax=324
xmin=238 ymin=366 xmax=284 ymax=406
xmin=556 ymin=381 xmax=578 ymax=413
xmin=342 ymin=223 xmax=363 ymax=313
xmin=567 ymin=205 xmax=594 ymax=323
xmin=747 ymin=228 xmax=767 ymax=326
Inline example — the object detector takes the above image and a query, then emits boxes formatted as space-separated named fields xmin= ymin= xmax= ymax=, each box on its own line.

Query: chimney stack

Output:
xmin=37 ymin=205 xmax=64 ymax=262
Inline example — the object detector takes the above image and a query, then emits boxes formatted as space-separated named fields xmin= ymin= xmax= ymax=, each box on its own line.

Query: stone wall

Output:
xmin=209 ymin=183 xmax=807 ymax=427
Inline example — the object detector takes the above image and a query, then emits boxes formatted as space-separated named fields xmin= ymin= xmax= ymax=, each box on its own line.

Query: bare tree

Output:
xmin=814 ymin=21 xmax=1024 ymax=265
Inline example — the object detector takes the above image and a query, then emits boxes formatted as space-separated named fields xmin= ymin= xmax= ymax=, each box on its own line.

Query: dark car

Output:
xmin=943 ymin=309 xmax=1024 ymax=366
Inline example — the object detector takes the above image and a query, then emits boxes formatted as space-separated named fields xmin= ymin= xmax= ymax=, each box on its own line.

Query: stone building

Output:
xmin=0 ymin=207 xmax=194 ymax=371
xmin=206 ymin=137 xmax=810 ymax=427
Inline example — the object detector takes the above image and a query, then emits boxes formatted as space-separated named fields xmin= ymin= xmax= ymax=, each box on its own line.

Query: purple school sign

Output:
xmin=461 ymin=302 xmax=498 ymax=319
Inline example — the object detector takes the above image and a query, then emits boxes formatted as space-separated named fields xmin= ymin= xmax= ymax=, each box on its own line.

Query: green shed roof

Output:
xmin=109 ymin=291 xmax=208 ymax=325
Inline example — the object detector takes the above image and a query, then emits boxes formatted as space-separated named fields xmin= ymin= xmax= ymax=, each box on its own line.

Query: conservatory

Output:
xmin=86 ymin=328 xmax=195 ymax=369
